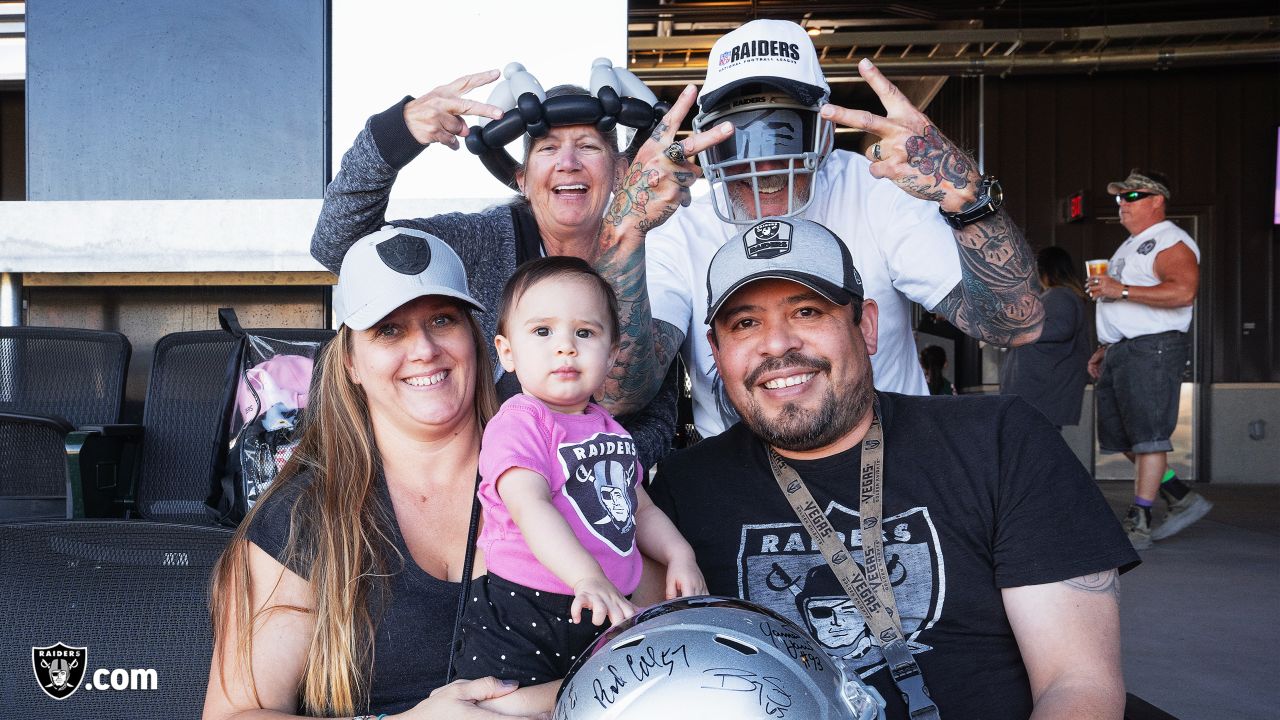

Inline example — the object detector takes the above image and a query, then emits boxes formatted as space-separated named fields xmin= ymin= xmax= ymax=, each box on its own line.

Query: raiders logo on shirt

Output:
xmin=557 ymin=433 xmax=639 ymax=555
xmin=1137 ymin=239 xmax=1157 ymax=255
xmin=737 ymin=503 xmax=943 ymax=677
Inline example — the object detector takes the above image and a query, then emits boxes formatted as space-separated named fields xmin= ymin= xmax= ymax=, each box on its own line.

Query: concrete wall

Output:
xmin=1207 ymin=384 xmax=1280 ymax=484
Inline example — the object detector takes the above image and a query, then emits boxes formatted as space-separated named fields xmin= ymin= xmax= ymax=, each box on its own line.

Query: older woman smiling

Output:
xmin=311 ymin=69 xmax=732 ymax=468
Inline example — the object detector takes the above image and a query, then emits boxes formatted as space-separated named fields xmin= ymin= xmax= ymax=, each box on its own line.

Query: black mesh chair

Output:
xmin=0 ymin=520 xmax=232 ymax=717
xmin=70 ymin=327 xmax=333 ymax=524
xmin=0 ymin=327 xmax=130 ymax=520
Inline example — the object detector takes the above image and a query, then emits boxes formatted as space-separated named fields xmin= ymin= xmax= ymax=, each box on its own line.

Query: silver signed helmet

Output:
xmin=554 ymin=596 xmax=884 ymax=720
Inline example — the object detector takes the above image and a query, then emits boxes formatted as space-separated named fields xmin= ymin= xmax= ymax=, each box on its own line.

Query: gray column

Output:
xmin=0 ymin=273 xmax=21 ymax=326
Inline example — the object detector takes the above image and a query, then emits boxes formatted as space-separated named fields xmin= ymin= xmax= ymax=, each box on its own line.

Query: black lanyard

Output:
xmin=767 ymin=410 xmax=940 ymax=720
xmin=444 ymin=471 xmax=483 ymax=684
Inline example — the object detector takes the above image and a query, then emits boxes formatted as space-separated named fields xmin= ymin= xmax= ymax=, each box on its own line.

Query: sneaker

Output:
xmin=1151 ymin=491 xmax=1213 ymax=541
xmin=1122 ymin=506 xmax=1152 ymax=551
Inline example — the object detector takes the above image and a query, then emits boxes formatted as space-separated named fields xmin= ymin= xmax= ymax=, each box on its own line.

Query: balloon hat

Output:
xmin=464 ymin=59 xmax=670 ymax=190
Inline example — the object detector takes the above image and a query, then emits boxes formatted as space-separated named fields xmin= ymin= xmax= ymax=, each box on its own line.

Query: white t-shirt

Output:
xmin=646 ymin=149 xmax=963 ymax=439
xmin=1096 ymin=220 xmax=1200 ymax=345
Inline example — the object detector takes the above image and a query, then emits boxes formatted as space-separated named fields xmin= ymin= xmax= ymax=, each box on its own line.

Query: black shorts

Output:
xmin=454 ymin=573 xmax=610 ymax=686
xmin=1096 ymin=331 xmax=1188 ymax=454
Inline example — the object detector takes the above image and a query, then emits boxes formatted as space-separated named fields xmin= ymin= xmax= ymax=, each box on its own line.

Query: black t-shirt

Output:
xmin=651 ymin=392 xmax=1139 ymax=720
xmin=246 ymin=471 xmax=461 ymax=715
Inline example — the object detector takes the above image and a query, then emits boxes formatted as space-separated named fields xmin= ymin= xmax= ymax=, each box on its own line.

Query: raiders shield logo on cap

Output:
xmin=376 ymin=233 xmax=433 ymax=275
xmin=744 ymin=220 xmax=793 ymax=260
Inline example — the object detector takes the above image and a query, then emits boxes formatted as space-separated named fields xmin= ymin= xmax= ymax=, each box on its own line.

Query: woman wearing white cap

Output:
xmin=205 ymin=229 xmax=549 ymax=718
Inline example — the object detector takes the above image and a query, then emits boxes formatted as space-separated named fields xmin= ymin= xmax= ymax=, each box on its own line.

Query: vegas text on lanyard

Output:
xmin=767 ymin=403 xmax=940 ymax=719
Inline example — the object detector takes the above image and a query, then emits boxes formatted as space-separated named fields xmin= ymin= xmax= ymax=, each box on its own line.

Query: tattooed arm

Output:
xmin=931 ymin=210 xmax=1044 ymax=346
xmin=593 ymin=86 xmax=731 ymax=415
xmin=821 ymin=59 xmax=1044 ymax=347
xmin=596 ymin=155 xmax=688 ymax=414
xmin=1002 ymin=571 xmax=1125 ymax=719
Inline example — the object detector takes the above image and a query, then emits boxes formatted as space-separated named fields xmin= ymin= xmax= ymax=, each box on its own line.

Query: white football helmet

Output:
xmin=693 ymin=19 xmax=834 ymax=224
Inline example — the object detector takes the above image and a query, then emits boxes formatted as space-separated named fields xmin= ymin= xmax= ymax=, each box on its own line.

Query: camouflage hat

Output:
xmin=1107 ymin=168 xmax=1172 ymax=200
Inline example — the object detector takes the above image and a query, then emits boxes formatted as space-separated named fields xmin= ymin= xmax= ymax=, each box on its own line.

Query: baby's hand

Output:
xmin=571 ymin=577 xmax=637 ymax=626
xmin=665 ymin=554 xmax=708 ymax=599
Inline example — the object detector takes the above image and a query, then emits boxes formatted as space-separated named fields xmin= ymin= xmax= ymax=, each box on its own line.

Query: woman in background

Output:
xmin=919 ymin=345 xmax=955 ymax=396
xmin=1000 ymin=246 xmax=1091 ymax=429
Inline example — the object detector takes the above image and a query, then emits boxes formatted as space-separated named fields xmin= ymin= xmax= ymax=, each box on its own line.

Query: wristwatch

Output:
xmin=1121 ymin=285 xmax=1130 ymax=300
xmin=939 ymin=175 xmax=1004 ymax=229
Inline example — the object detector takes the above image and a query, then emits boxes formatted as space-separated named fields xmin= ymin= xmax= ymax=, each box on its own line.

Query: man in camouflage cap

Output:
xmin=1087 ymin=168 xmax=1208 ymax=550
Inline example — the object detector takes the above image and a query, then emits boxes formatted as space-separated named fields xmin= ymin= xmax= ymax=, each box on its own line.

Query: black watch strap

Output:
xmin=939 ymin=175 xmax=1002 ymax=229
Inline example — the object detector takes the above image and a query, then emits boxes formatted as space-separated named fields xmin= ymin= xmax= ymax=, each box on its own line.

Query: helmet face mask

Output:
xmin=695 ymin=92 xmax=833 ymax=225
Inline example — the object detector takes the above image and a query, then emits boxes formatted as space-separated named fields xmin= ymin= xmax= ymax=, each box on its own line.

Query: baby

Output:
xmin=456 ymin=256 xmax=705 ymax=693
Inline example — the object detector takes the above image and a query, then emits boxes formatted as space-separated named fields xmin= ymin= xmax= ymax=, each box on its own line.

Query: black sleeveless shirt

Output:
xmin=246 ymin=471 xmax=461 ymax=715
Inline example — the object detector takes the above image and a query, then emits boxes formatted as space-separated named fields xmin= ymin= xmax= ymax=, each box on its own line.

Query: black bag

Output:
xmin=205 ymin=308 xmax=322 ymax=527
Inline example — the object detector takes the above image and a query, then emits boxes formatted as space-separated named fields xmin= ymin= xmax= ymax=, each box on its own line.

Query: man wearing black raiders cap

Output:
xmin=603 ymin=19 xmax=1044 ymax=443
xmin=648 ymin=217 xmax=1138 ymax=720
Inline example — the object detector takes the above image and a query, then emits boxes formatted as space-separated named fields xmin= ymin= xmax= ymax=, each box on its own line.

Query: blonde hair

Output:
xmin=209 ymin=308 xmax=498 ymax=715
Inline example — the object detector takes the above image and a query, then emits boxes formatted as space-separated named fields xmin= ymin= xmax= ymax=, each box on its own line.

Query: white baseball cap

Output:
xmin=334 ymin=226 xmax=485 ymax=331
xmin=699 ymin=19 xmax=831 ymax=111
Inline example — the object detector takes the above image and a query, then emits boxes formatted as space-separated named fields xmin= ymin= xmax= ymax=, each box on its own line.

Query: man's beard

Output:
xmin=727 ymin=172 xmax=812 ymax=220
xmin=737 ymin=351 xmax=874 ymax=452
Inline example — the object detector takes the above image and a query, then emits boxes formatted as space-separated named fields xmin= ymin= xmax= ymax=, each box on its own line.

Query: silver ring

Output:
xmin=665 ymin=142 xmax=687 ymax=164
xmin=871 ymin=143 xmax=882 ymax=162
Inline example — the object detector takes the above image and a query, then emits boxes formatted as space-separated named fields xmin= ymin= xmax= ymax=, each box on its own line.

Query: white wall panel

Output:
xmin=331 ymin=0 xmax=628 ymax=202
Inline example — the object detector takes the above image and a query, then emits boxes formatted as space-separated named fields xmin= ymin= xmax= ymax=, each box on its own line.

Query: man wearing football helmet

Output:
xmin=601 ymin=19 xmax=1044 ymax=441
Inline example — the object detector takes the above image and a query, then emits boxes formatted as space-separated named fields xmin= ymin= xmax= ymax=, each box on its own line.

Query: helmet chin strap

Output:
xmin=464 ymin=59 xmax=670 ymax=190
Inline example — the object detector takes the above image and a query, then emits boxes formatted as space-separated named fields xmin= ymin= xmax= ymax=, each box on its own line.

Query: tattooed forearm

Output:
xmin=1064 ymin=570 xmax=1120 ymax=600
xmin=597 ymin=247 xmax=682 ymax=413
xmin=593 ymin=208 xmax=684 ymax=415
xmin=932 ymin=209 xmax=1044 ymax=347
xmin=595 ymin=148 xmax=694 ymax=412
xmin=897 ymin=123 xmax=1041 ymax=345
xmin=602 ymin=319 xmax=683 ymax=416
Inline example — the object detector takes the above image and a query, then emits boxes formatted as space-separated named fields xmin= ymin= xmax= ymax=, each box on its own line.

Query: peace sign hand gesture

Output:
xmin=403 ymin=70 xmax=506 ymax=150
xmin=820 ymin=59 xmax=983 ymax=213
xmin=605 ymin=83 xmax=733 ymax=235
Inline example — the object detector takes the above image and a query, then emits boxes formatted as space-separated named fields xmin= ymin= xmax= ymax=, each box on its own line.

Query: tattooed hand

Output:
xmin=594 ymin=86 xmax=731 ymax=418
xmin=820 ymin=58 xmax=981 ymax=212
xmin=602 ymin=84 xmax=733 ymax=239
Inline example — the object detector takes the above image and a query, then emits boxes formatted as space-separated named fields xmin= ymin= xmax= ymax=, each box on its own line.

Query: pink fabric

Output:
xmin=237 ymin=354 xmax=314 ymax=424
xmin=478 ymin=394 xmax=643 ymax=595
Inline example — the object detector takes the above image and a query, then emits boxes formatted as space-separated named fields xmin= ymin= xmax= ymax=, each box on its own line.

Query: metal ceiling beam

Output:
xmin=630 ymin=16 xmax=1280 ymax=52
xmin=635 ymin=40 xmax=1280 ymax=81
